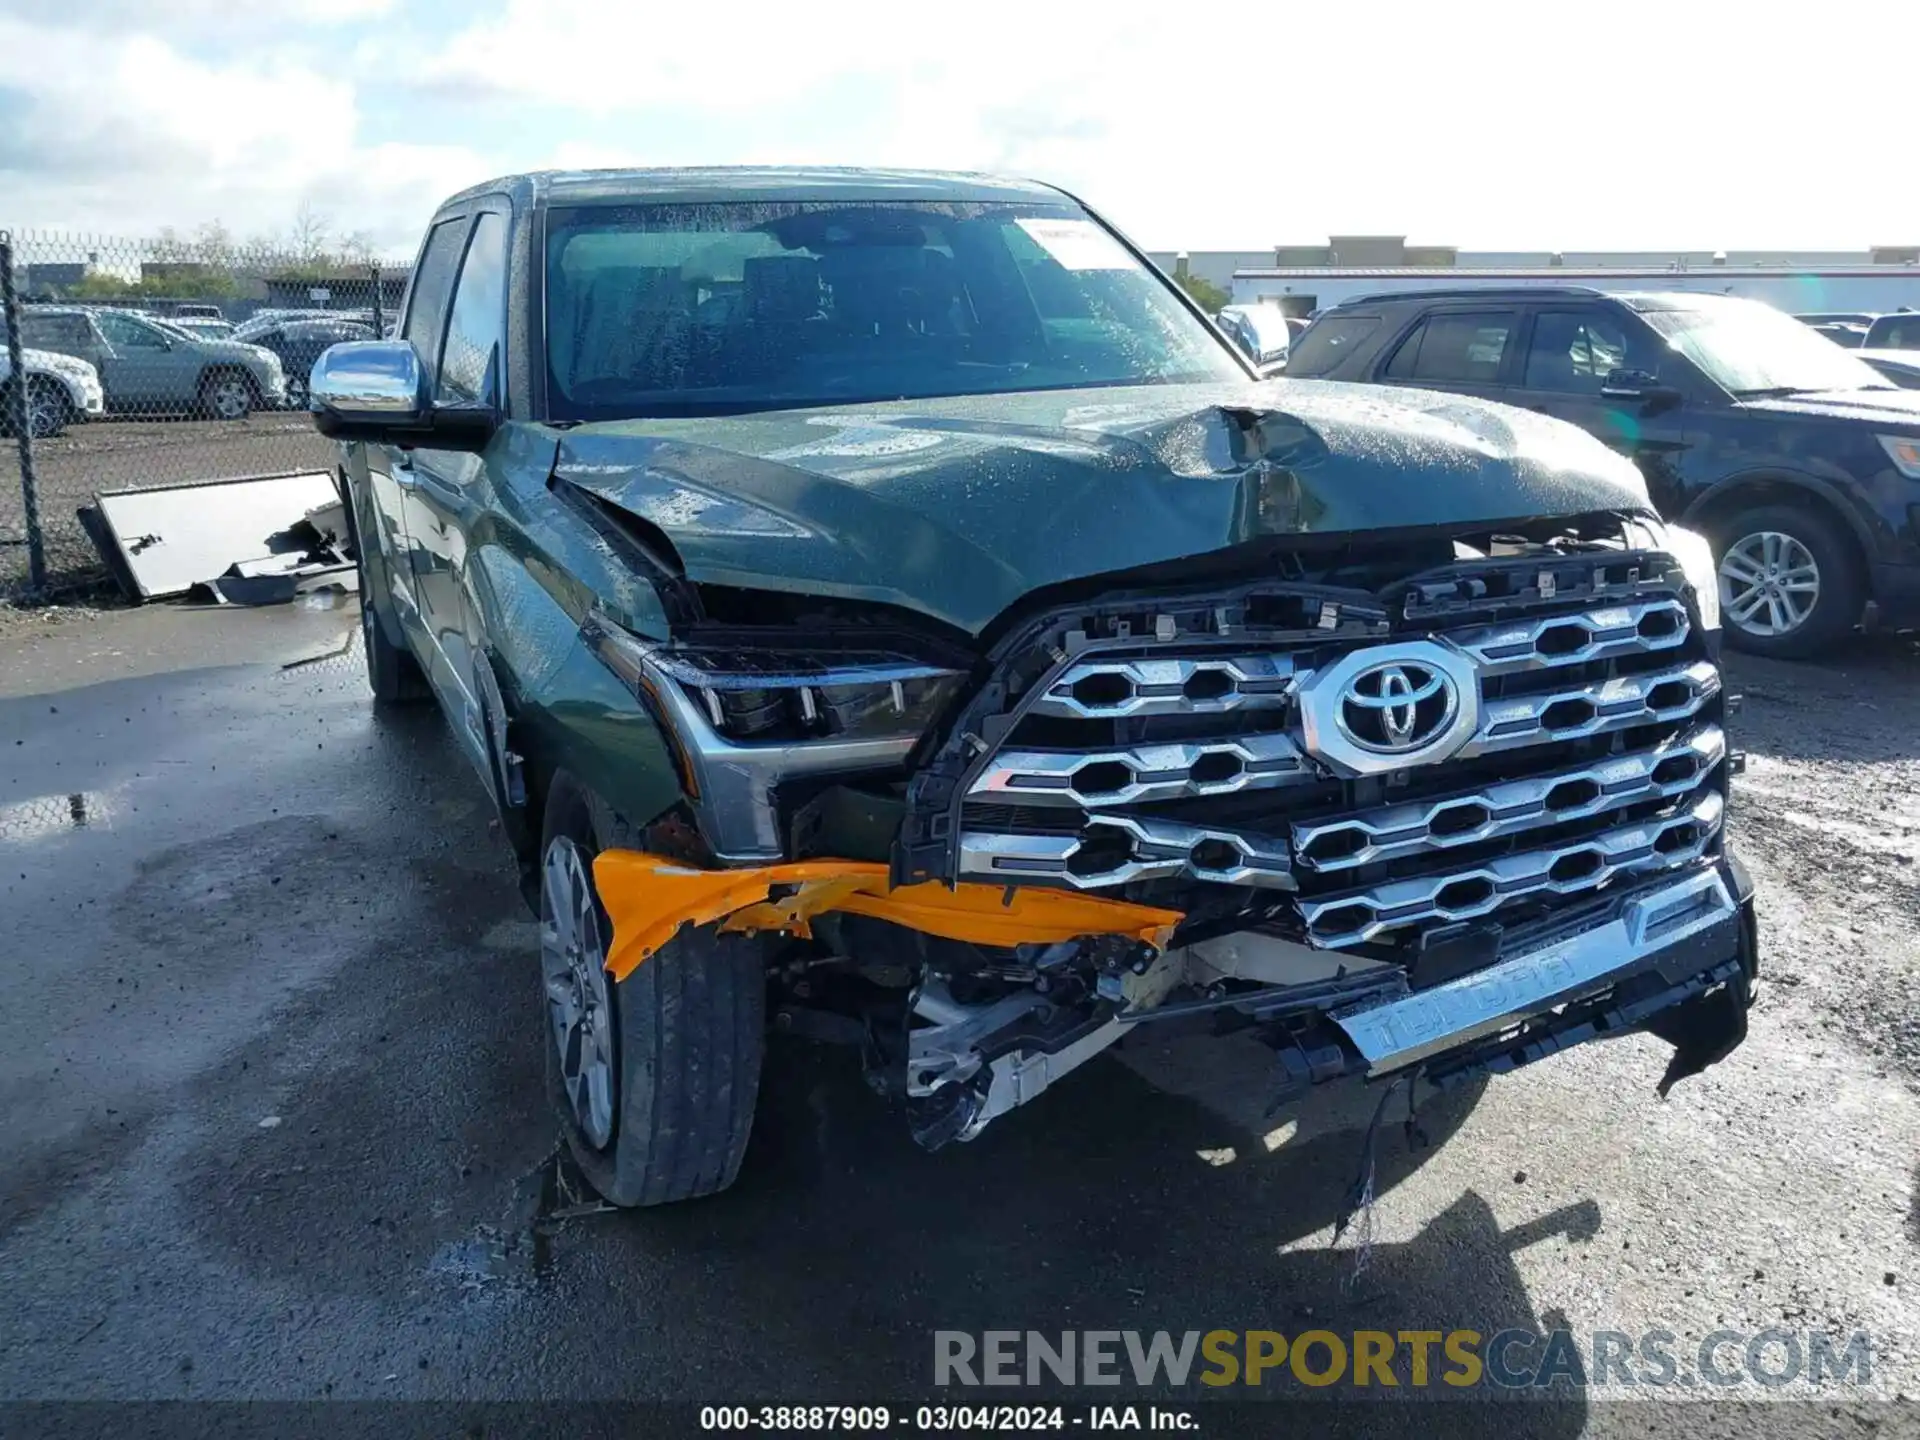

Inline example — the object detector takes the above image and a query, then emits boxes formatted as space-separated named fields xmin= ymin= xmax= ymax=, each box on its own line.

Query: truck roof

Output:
xmin=442 ymin=167 xmax=1068 ymax=210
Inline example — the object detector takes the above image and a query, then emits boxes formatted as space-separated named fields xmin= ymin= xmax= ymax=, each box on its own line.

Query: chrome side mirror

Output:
xmin=308 ymin=339 xmax=496 ymax=449
xmin=309 ymin=339 xmax=426 ymax=424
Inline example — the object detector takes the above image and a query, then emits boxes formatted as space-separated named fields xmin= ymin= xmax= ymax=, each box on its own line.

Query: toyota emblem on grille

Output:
xmin=1339 ymin=660 xmax=1458 ymax=754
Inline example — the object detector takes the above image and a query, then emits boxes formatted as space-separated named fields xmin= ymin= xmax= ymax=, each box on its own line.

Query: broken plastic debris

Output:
xmin=592 ymin=851 xmax=1182 ymax=981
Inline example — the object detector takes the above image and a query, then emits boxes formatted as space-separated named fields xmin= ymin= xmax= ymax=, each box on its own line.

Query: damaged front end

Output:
xmin=579 ymin=515 xmax=1758 ymax=1150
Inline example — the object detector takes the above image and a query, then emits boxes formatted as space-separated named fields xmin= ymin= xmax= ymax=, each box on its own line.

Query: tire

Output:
xmin=355 ymin=540 xmax=431 ymax=706
xmin=199 ymin=368 xmax=255 ymax=421
xmin=539 ymin=772 xmax=767 ymax=1207
xmin=24 ymin=377 xmax=72 ymax=439
xmin=1710 ymin=502 xmax=1865 ymax=660
xmin=284 ymin=373 xmax=309 ymax=411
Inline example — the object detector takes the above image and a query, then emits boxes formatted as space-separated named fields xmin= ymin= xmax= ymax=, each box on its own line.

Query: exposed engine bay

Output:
xmin=583 ymin=512 xmax=1758 ymax=1149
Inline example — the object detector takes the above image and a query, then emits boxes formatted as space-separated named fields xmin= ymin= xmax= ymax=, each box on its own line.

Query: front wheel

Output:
xmin=539 ymin=773 xmax=767 ymax=1206
xmin=1712 ymin=503 xmax=1864 ymax=659
xmin=24 ymin=378 xmax=72 ymax=439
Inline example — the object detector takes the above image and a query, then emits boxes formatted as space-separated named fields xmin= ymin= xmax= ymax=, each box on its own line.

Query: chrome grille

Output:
xmin=950 ymin=584 xmax=1726 ymax=949
xmin=1448 ymin=597 xmax=1690 ymax=675
xmin=969 ymin=731 xmax=1310 ymax=808
xmin=960 ymin=816 xmax=1294 ymax=890
xmin=1293 ymin=725 xmax=1726 ymax=873
xmin=1295 ymin=791 xmax=1723 ymax=946
xmin=1031 ymin=653 xmax=1297 ymax=719
xmin=1463 ymin=660 xmax=1719 ymax=755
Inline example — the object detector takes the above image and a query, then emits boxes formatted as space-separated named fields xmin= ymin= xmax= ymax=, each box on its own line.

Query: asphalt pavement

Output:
xmin=2 ymin=602 xmax=1918 ymax=1438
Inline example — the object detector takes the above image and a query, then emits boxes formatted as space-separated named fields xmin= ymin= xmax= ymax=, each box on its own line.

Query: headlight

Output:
xmin=583 ymin=607 xmax=969 ymax=861
xmin=1877 ymin=434 xmax=1920 ymax=480
xmin=1662 ymin=525 xmax=1721 ymax=633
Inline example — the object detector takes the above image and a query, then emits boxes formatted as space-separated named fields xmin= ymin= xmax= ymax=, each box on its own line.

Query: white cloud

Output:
xmin=0 ymin=17 xmax=485 ymax=253
xmin=411 ymin=0 xmax=1920 ymax=252
xmin=1 ymin=0 xmax=1916 ymax=256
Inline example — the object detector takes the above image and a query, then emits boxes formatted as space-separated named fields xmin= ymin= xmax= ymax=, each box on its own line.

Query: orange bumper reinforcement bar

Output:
xmin=593 ymin=850 xmax=1184 ymax=982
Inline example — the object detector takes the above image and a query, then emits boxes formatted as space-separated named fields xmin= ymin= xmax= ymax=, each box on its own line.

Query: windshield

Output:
xmin=1643 ymin=297 xmax=1894 ymax=396
xmin=543 ymin=199 xmax=1246 ymax=420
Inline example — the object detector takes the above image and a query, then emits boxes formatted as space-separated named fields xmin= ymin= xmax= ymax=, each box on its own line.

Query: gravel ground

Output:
xmin=1 ymin=412 xmax=332 ymax=591
xmin=0 ymin=603 xmax=1917 ymax=1438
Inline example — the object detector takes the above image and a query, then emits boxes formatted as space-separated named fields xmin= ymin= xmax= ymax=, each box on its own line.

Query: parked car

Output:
xmin=1864 ymin=312 xmax=1920 ymax=351
xmin=169 ymin=303 xmax=227 ymax=321
xmin=171 ymin=316 xmax=237 ymax=341
xmin=241 ymin=316 xmax=375 ymax=407
xmin=1214 ymin=303 xmax=1290 ymax=372
xmin=1859 ymin=349 xmax=1920 ymax=389
xmin=1286 ymin=287 xmax=1920 ymax=657
xmin=234 ymin=308 xmax=379 ymax=344
xmin=309 ymin=169 xmax=1755 ymax=1208
xmin=0 ymin=338 xmax=105 ymax=438
xmin=18 ymin=305 xmax=285 ymax=419
xmin=1806 ymin=322 xmax=1868 ymax=348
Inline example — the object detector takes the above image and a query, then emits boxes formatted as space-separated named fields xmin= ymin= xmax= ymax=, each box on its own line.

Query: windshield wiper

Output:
xmin=1734 ymin=383 xmax=1899 ymax=399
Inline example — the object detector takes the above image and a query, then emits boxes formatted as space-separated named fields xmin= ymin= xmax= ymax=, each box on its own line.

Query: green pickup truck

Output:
xmin=308 ymin=167 xmax=1758 ymax=1208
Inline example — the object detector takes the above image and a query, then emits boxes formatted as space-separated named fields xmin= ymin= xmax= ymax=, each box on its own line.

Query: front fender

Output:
xmin=465 ymin=538 xmax=688 ymax=840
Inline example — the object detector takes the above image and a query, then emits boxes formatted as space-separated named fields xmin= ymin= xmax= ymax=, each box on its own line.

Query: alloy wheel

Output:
xmin=1719 ymin=530 xmax=1820 ymax=638
xmin=539 ymin=835 xmax=617 ymax=1149
xmin=208 ymin=378 xmax=251 ymax=420
xmin=25 ymin=382 xmax=64 ymax=439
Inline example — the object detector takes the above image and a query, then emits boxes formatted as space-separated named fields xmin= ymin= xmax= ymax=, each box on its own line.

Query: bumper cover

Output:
xmin=1331 ymin=857 xmax=1757 ymax=1093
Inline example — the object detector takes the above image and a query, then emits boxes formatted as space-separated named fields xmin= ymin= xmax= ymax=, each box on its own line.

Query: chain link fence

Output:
xmin=2 ymin=228 xmax=407 ymax=599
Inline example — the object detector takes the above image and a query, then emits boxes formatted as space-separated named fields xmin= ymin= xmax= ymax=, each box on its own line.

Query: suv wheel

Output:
xmin=1713 ymin=503 xmax=1864 ymax=659
xmin=539 ymin=772 xmax=767 ymax=1207
xmin=200 ymin=370 xmax=255 ymax=421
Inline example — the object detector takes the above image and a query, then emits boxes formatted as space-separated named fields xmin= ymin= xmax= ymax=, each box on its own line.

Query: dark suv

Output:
xmin=1288 ymin=287 xmax=1920 ymax=657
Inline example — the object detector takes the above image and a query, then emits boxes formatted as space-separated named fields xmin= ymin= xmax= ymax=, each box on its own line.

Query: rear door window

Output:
xmin=1284 ymin=315 xmax=1380 ymax=376
xmin=21 ymin=313 xmax=93 ymax=351
xmin=1382 ymin=311 xmax=1519 ymax=383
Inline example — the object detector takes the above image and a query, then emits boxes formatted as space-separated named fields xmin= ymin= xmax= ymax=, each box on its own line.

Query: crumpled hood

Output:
xmin=1736 ymin=386 xmax=1920 ymax=426
xmin=552 ymin=379 xmax=1652 ymax=635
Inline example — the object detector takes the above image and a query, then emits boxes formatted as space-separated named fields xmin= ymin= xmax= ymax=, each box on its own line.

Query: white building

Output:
xmin=1152 ymin=236 xmax=1920 ymax=315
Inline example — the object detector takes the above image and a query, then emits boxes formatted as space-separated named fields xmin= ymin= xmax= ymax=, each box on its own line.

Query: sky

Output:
xmin=0 ymin=0 xmax=1913 ymax=262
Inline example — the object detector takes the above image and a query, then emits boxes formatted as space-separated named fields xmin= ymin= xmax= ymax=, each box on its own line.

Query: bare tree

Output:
xmin=289 ymin=202 xmax=331 ymax=264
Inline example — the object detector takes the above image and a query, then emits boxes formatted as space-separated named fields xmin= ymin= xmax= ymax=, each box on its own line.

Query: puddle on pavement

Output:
xmin=279 ymin=624 xmax=362 ymax=676
xmin=427 ymin=1145 xmax=614 ymax=1296
xmin=0 ymin=789 xmax=117 ymax=843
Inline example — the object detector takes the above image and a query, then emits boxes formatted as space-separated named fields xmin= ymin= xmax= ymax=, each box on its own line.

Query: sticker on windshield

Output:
xmin=1015 ymin=218 xmax=1133 ymax=271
